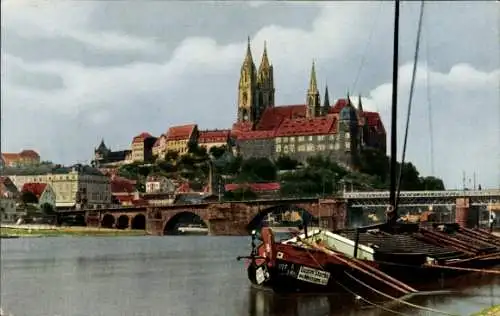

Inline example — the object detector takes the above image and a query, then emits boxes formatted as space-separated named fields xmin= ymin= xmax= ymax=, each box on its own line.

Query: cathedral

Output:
xmin=231 ymin=37 xmax=387 ymax=168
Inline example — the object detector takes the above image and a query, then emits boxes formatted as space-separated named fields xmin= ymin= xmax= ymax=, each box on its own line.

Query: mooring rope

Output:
xmin=295 ymin=235 xmax=455 ymax=315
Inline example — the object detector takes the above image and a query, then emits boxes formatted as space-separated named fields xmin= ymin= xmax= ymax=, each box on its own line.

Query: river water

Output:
xmin=1 ymin=236 xmax=499 ymax=316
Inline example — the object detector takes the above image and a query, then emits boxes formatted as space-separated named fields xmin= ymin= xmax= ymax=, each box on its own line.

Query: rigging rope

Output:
xmin=396 ymin=0 xmax=425 ymax=208
xmin=350 ymin=2 xmax=384 ymax=93
xmin=424 ymin=18 xmax=436 ymax=177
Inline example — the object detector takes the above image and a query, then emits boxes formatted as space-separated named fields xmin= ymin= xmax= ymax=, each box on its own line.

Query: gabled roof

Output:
xmin=132 ymin=132 xmax=153 ymax=143
xmin=153 ymin=134 xmax=166 ymax=148
xmin=0 ymin=176 xmax=19 ymax=197
xmin=110 ymin=175 xmax=136 ymax=193
xmin=237 ymin=130 xmax=276 ymax=141
xmin=19 ymin=150 xmax=40 ymax=158
xmin=275 ymin=116 xmax=337 ymax=137
xmin=231 ymin=122 xmax=254 ymax=138
xmin=166 ymin=124 xmax=197 ymax=141
xmin=198 ymin=129 xmax=230 ymax=144
xmin=21 ymin=183 xmax=48 ymax=198
xmin=256 ymin=105 xmax=306 ymax=130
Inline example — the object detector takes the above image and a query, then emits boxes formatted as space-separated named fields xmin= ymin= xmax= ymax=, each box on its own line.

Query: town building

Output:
xmin=145 ymin=175 xmax=176 ymax=194
xmin=231 ymin=38 xmax=386 ymax=168
xmin=93 ymin=139 xmax=132 ymax=167
xmin=198 ymin=129 xmax=232 ymax=153
xmin=131 ymin=132 xmax=157 ymax=162
xmin=1 ymin=150 xmax=41 ymax=168
xmin=153 ymin=124 xmax=198 ymax=158
xmin=21 ymin=183 xmax=56 ymax=208
xmin=7 ymin=164 xmax=111 ymax=209
xmin=0 ymin=176 xmax=20 ymax=222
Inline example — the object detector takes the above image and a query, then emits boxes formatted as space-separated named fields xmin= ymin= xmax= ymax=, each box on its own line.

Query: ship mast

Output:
xmin=388 ymin=0 xmax=400 ymax=224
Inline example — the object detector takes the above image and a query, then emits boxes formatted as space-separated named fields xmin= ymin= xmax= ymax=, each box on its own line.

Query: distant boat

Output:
xmin=176 ymin=224 xmax=208 ymax=235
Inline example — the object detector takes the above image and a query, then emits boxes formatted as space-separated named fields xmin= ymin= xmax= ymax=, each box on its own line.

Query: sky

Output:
xmin=1 ymin=1 xmax=499 ymax=189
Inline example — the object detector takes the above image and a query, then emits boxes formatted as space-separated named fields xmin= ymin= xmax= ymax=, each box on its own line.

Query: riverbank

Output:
xmin=471 ymin=304 xmax=500 ymax=315
xmin=0 ymin=225 xmax=147 ymax=237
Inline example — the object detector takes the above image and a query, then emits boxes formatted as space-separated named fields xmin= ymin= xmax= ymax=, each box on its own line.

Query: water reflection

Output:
xmin=1 ymin=237 xmax=499 ymax=316
xmin=246 ymin=275 xmax=500 ymax=316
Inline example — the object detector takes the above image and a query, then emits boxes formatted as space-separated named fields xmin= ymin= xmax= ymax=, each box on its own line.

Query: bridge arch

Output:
xmin=101 ymin=214 xmax=115 ymax=228
xmin=247 ymin=204 xmax=318 ymax=233
xmin=163 ymin=211 xmax=208 ymax=235
xmin=116 ymin=215 xmax=130 ymax=229
xmin=131 ymin=214 xmax=146 ymax=230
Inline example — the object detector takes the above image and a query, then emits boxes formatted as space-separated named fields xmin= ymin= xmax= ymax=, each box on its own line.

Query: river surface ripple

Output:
xmin=1 ymin=236 xmax=499 ymax=316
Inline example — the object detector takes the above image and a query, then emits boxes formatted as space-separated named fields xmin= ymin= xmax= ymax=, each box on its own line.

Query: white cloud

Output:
xmin=1 ymin=0 xmax=160 ymax=53
xmin=1 ymin=1 xmax=498 ymax=189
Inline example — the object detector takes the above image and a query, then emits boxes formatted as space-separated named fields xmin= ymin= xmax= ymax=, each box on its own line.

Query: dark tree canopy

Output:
xmin=20 ymin=191 xmax=38 ymax=204
xmin=275 ymin=155 xmax=299 ymax=170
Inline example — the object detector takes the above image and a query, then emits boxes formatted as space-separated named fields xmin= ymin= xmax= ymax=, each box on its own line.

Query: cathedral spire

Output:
xmin=306 ymin=60 xmax=321 ymax=118
xmin=244 ymin=36 xmax=254 ymax=64
xmin=309 ymin=60 xmax=318 ymax=92
xmin=358 ymin=94 xmax=364 ymax=112
xmin=259 ymin=41 xmax=270 ymax=71
xmin=323 ymin=84 xmax=330 ymax=108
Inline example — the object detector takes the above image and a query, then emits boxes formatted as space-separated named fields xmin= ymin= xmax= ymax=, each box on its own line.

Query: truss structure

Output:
xmin=343 ymin=189 xmax=500 ymax=208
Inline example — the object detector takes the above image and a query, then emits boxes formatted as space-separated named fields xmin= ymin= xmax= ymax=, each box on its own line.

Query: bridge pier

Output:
xmin=455 ymin=198 xmax=480 ymax=228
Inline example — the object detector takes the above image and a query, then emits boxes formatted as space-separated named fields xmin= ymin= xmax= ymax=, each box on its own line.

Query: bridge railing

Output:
xmin=343 ymin=189 xmax=500 ymax=199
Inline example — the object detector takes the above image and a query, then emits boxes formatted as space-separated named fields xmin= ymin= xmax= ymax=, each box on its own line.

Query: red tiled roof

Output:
xmin=237 ymin=130 xmax=276 ymax=141
xmin=132 ymin=132 xmax=153 ymax=143
xmin=166 ymin=124 xmax=196 ymax=141
xmin=231 ymin=122 xmax=253 ymax=138
xmin=225 ymin=182 xmax=280 ymax=192
xmin=198 ymin=129 xmax=230 ymax=144
xmin=21 ymin=183 xmax=47 ymax=198
xmin=330 ymin=99 xmax=349 ymax=113
xmin=19 ymin=150 xmax=40 ymax=158
xmin=2 ymin=153 xmax=19 ymax=162
xmin=256 ymin=105 xmax=306 ymax=130
xmin=110 ymin=175 xmax=136 ymax=193
xmin=275 ymin=116 xmax=337 ymax=137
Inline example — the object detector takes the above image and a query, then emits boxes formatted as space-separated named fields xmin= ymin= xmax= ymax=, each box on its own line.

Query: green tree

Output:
xmin=209 ymin=145 xmax=227 ymax=159
xmin=397 ymin=162 xmax=421 ymax=190
xmin=164 ymin=150 xmax=179 ymax=162
xmin=239 ymin=157 xmax=277 ymax=182
xmin=40 ymin=203 xmax=55 ymax=215
xmin=275 ymin=155 xmax=299 ymax=170
xmin=360 ymin=148 xmax=389 ymax=183
xmin=420 ymin=176 xmax=445 ymax=190
xmin=20 ymin=191 xmax=38 ymax=204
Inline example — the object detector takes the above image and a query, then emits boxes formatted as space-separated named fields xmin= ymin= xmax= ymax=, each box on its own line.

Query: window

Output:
xmin=318 ymin=135 xmax=325 ymax=141
xmin=346 ymin=141 xmax=351 ymax=150
xmin=307 ymin=144 xmax=315 ymax=152
xmin=298 ymin=145 xmax=305 ymax=152
xmin=298 ymin=136 xmax=305 ymax=142
xmin=290 ymin=137 xmax=295 ymax=142
xmin=276 ymin=146 xmax=281 ymax=153
xmin=335 ymin=143 xmax=340 ymax=150
xmin=289 ymin=144 xmax=295 ymax=152
xmin=308 ymin=136 xmax=313 ymax=141
xmin=317 ymin=144 xmax=326 ymax=151
xmin=328 ymin=144 xmax=334 ymax=150
xmin=329 ymin=135 xmax=335 ymax=140
xmin=276 ymin=137 xmax=281 ymax=144
xmin=345 ymin=132 xmax=351 ymax=140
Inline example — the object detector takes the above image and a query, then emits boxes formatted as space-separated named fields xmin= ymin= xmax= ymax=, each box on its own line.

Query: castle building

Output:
xmin=1 ymin=150 xmax=41 ymax=168
xmin=232 ymin=38 xmax=386 ymax=168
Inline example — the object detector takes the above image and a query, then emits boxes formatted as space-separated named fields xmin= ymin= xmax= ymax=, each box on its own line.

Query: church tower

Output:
xmin=306 ymin=61 xmax=321 ymax=118
xmin=237 ymin=37 xmax=258 ymax=123
xmin=256 ymin=41 xmax=275 ymax=120
xmin=322 ymin=84 xmax=331 ymax=115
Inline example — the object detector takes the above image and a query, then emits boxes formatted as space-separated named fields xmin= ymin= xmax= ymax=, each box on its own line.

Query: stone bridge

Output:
xmin=84 ymin=198 xmax=347 ymax=236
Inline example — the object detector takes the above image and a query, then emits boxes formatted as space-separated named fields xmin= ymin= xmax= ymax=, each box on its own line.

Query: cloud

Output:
xmin=1 ymin=1 xmax=498 ymax=189
xmin=1 ymin=0 xmax=160 ymax=53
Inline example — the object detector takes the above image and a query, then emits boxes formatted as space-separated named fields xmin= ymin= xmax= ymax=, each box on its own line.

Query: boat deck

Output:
xmin=337 ymin=229 xmax=468 ymax=261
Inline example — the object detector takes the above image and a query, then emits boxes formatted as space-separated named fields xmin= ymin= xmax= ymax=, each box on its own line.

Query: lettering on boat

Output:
xmin=296 ymin=266 xmax=330 ymax=286
xmin=255 ymin=266 xmax=266 ymax=284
